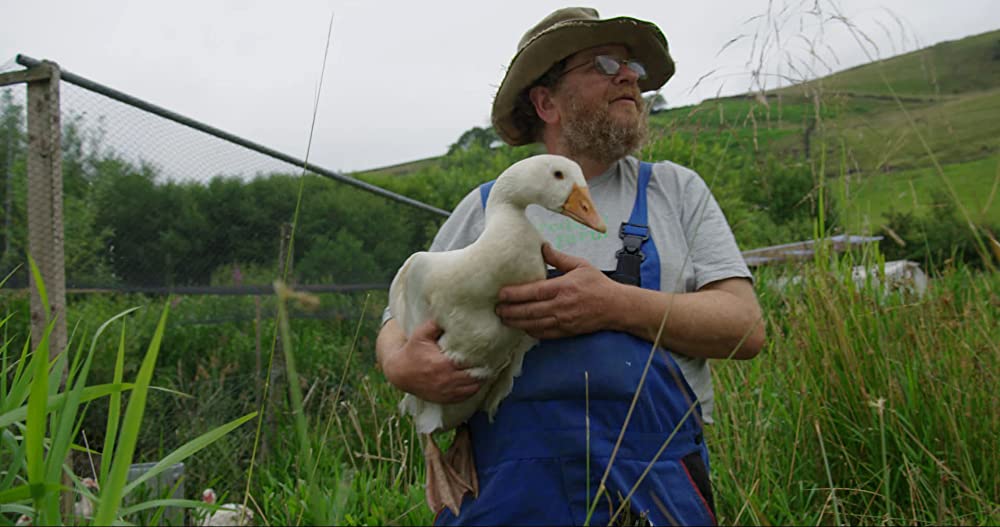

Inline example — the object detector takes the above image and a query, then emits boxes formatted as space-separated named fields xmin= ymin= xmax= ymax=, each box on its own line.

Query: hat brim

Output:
xmin=492 ymin=17 xmax=675 ymax=146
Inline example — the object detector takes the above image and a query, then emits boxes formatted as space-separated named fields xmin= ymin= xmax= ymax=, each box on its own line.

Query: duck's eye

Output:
xmin=554 ymin=170 xmax=564 ymax=180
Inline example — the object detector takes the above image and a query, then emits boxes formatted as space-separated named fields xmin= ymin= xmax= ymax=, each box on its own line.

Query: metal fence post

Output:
xmin=26 ymin=60 xmax=68 ymax=362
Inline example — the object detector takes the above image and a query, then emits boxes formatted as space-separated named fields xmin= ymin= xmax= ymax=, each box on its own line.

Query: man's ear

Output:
xmin=529 ymin=85 xmax=560 ymax=125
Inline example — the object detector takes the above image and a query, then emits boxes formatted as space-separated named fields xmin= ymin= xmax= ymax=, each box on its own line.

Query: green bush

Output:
xmin=881 ymin=190 xmax=998 ymax=271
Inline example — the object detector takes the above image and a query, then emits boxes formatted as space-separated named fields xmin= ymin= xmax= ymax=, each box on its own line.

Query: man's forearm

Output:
xmin=374 ymin=318 xmax=482 ymax=403
xmin=375 ymin=318 xmax=406 ymax=371
xmin=609 ymin=279 xmax=765 ymax=360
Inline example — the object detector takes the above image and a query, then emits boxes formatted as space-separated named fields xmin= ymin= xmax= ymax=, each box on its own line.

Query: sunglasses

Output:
xmin=562 ymin=55 xmax=648 ymax=80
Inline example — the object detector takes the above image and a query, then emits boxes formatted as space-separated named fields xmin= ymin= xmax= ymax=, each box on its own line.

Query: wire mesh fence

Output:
xmin=0 ymin=56 xmax=448 ymax=303
xmin=0 ymin=84 xmax=23 ymax=282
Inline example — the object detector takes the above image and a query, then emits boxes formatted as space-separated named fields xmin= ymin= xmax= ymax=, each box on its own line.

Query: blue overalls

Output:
xmin=436 ymin=162 xmax=717 ymax=526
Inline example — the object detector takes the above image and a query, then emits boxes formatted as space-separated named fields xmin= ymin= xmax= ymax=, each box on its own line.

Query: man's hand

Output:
xmin=495 ymin=243 xmax=622 ymax=339
xmin=378 ymin=319 xmax=481 ymax=404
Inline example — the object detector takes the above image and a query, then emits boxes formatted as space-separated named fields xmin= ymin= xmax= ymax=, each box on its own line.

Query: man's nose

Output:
xmin=615 ymin=63 xmax=641 ymax=84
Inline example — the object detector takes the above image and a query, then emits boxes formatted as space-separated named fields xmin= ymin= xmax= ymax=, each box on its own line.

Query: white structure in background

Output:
xmin=851 ymin=260 xmax=928 ymax=297
xmin=198 ymin=488 xmax=255 ymax=526
xmin=771 ymin=260 xmax=929 ymax=297
xmin=742 ymin=234 xmax=885 ymax=267
xmin=127 ymin=461 xmax=185 ymax=525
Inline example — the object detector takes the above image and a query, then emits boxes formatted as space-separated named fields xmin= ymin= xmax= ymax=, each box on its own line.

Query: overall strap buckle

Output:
xmin=613 ymin=222 xmax=649 ymax=287
xmin=617 ymin=222 xmax=649 ymax=261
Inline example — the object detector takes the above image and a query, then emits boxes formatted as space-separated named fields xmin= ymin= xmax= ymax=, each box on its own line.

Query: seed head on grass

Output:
xmin=272 ymin=280 xmax=321 ymax=311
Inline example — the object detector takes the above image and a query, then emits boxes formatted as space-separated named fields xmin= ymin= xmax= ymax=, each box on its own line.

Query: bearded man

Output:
xmin=376 ymin=7 xmax=765 ymax=525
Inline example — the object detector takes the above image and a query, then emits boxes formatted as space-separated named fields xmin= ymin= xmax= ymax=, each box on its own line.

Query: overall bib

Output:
xmin=436 ymin=162 xmax=716 ymax=526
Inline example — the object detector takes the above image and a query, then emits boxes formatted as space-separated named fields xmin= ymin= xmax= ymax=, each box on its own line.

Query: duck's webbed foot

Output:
xmin=423 ymin=425 xmax=478 ymax=515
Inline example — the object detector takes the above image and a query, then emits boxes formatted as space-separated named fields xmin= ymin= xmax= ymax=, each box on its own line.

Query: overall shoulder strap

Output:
xmin=610 ymin=162 xmax=655 ymax=286
xmin=627 ymin=162 xmax=654 ymax=226
xmin=479 ymin=180 xmax=497 ymax=209
xmin=540 ymin=162 xmax=658 ymax=286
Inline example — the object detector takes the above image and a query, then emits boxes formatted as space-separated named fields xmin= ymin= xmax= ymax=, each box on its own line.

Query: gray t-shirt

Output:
xmin=383 ymin=155 xmax=751 ymax=423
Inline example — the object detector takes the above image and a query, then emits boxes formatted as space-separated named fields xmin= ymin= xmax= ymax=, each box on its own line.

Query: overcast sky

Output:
xmin=2 ymin=0 xmax=997 ymax=175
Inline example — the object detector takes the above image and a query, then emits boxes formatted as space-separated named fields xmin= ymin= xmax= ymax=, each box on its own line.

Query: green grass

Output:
xmin=837 ymin=155 xmax=1000 ymax=233
xmin=711 ymin=255 xmax=1000 ymax=525
xmin=351 ymin=155 xmax=443 ymax=179
xmin=4 ymin=249 xmax=998 ymax=526
xmin=1 ymin=269 xmax=257 ymax=526
xmin=821 ymin=89 xmax=1000 ymax=172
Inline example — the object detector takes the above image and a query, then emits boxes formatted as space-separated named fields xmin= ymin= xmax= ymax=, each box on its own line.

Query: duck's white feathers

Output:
xmin=391 ymin=155 xmax=591 ymax=434
xmin=392 ymin=238 xmax=543 ymax=433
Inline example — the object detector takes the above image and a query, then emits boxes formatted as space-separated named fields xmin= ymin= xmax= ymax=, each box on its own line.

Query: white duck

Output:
xmin=389 ymin=154 xmax=606 ymax=514
xmin=197 ymin=488 xmax=254 ymax=526
xmin=73 ymin=477 xmax=99 ymax=520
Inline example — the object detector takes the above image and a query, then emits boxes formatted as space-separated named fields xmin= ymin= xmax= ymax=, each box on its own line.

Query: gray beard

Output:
xmin=561 ymin=97 xmax=649 ymax=165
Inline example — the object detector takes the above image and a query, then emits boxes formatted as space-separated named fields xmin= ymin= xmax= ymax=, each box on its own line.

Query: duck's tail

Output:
xmin=399 ymin=394 xmax=443 ymax=434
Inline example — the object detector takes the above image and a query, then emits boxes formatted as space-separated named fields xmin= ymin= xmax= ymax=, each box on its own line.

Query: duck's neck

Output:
xmin=478 ymin=201 xmax=543 ymax=252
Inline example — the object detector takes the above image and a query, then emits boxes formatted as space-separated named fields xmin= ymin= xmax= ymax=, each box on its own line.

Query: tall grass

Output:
xmin=4 ymin=249 xmax=996 ymax=526
xmin=1 ymin=262 xmax=257 ymax=526
xmin=711 ymin=252 xmax=998 ymax=525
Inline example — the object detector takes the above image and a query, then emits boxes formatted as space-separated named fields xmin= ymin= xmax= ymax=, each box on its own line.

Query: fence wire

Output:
xmin=0 ymin=58 xmax=448 ymax=306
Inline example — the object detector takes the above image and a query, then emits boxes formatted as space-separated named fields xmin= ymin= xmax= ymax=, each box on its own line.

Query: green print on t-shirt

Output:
xmin=539 ymin=216 xmax=609 ymax=250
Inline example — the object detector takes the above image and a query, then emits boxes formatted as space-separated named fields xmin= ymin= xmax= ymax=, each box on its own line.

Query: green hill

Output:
xmin=355 ymin=29 xmax=1000 ymax=237
xmin=772 ymin=29 xmax=1000 ymax=99
xmin=648 ymin=29 xmax=1000 ymax=232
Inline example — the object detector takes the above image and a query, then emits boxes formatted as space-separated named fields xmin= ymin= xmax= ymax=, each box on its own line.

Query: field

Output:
xmin=3 ymin=252 xmax=998 ymax=525
xmin=2 ymin=17 xmax=1000 ymax=527
xmin=837 ymin=155 xmax=1000 ymax=234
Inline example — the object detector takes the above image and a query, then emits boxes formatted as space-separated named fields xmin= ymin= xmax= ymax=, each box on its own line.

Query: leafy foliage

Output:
xmin=881 ymin=190 xmax=999 ymax=270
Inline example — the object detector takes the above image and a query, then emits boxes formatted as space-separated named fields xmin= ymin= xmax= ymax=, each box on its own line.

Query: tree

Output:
xmin=0 ymin=88 xmax=25 ymax=272
xmin=447 ymin=126 xmax=500 ymax=155
xmin=643 ymin=90 xmax=668 ymax=113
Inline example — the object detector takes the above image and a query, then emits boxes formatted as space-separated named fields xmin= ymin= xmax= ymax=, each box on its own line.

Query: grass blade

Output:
xmin=118 ymin=498 xmax=216 ymax=516
xmin=2 ymin=339 xmax=35 ymax=419
xmin=0 ymin=483 xmax=60 ymax=505
xmin=0 ymin=429 xmax=28 ymax=490
xmin=26 ymin=255 xmax=49 ymax=318
xmin=0 ymin=383 xmax=136 ymax=429
xmin=273 ymin=281 xmax=311 ymax=467
xmin=122 ymin=411 xmax=257 ymax=496
xmin=24 ymin=320 xmax=53 ymax=509
xmin=101 ymin=315 xmax=133 ymax=486
xmin=92 ymin=302 xmax=170 ymax=525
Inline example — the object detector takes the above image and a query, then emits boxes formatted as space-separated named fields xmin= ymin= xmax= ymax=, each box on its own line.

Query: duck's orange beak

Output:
xmin=562 ymin=185 xmax=606 ymax=233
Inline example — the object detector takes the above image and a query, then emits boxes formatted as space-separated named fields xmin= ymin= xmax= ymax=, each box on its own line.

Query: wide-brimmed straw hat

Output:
xmin=491 ymin=7 xmax=675 ymax=146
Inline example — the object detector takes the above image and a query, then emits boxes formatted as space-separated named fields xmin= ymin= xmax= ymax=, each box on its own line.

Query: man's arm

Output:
xmin=611 ymin=275 xmax=765 ymax=359
xmin=376 ymin=319 xmax=482 ymax=403
xmin=495 ymin=244 xmax=765 ymax=359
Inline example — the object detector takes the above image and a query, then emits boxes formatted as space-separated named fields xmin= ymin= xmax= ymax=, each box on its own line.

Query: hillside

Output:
xmin=628 ymin=28 xmax=1000 ymax=232
xmin=771 ymin=29 xmax=1000 ymax=99
xmin=354 ymin=29 xmax=1000 ymax=236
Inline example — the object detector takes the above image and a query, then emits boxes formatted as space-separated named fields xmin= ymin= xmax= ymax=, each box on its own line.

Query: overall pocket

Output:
xmin=680 ymin=450 xmax=717 ymax=524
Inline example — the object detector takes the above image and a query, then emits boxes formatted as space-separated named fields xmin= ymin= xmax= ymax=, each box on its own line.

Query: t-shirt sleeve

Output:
xmin=678 ymin=167 xmax=753 ymax=290
xmin=426 ymin=190 xmax=487 ymax=252
xmin=381 ymin=188 xmax=486 ymax=325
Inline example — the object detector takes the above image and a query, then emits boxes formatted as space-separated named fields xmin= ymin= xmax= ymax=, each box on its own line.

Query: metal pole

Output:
xmin=15 ymin=54 xmax=451 ymax=218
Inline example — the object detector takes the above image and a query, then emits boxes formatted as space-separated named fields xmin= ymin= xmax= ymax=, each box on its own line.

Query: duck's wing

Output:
xmin=389 ymin=252 xmax=434 ymax=336
xmin=482 ymin=333 xmax=537 ymax=420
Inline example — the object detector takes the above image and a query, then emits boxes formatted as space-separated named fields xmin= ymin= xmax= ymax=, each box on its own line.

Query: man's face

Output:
xmin=552 ymin=44 xmax=649 ymax=164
